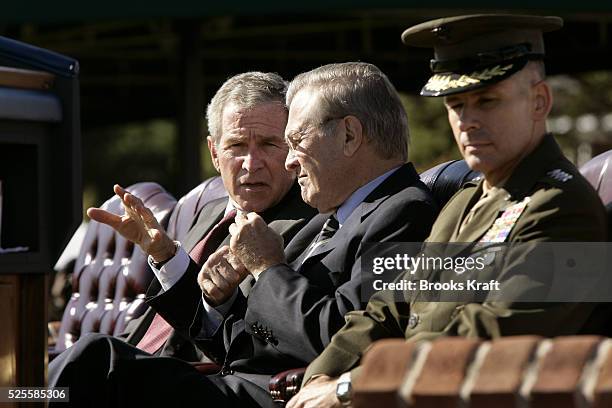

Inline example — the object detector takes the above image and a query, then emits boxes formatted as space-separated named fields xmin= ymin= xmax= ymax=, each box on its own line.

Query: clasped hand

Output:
xmin=228 ymin=212 xmax=286 ymax=278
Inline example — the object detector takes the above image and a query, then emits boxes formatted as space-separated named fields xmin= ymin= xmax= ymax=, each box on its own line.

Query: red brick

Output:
xmin=531 ymin=336 xmax=602 ymax=408
xmin=411 ymin=337 xmax=481 ymax=408
xmin=469 ymin=336 xmax=541 ymax=408
xmin=353 ymin=339 xmax=417 ymax=408
xmin=593 ymin=341 xmax=612 ymax=408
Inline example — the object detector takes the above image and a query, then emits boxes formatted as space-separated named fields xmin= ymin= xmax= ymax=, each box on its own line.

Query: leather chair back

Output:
xmin=53 ymin=183 xmax=176 ymax=352
xmin=419 ymin=160 xmax=481 ymax=209
xmin=166 ymin=175 xmax=227 ymax=240
xmin=51 ymin=177 xmax=227 ymax=353
xmin=580 ymin=150 xmax=612 ymax=239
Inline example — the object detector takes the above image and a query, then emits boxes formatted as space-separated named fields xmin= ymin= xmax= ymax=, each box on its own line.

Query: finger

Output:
xmin=197 ymin=268 xmax=209 ymax=288
xmin=225 ymin=251 xmax=249 ymax=277
xmin=234 ymin=211 xmax=248 ymax=226
xmin=124 ymin=192 xmax=145 ymax=209
xmin=119 ymin=193 xmax=141 ymax=220
xmin=137 ymin=203 xmax=161 ymax=229
xmin=216 ymin=257 xmax=243 ymax=283
xmin=228 ymin=223 xmax=238 ymax=237
xmin=286 ymin=396 xmax=298 ymax=408
xmin=245 ymin=212 xmax=261 ymax=223
xmin=114 ymin=184 xmax=127 ymax=199
xmin=87 ymin=208 xmax=123 ymax=228
xmin=208 ymin=265 xmax=232 ymax=293
xmin=216 ymin=245 xmax=231 ymax=257
xmin=200 ymin=278 xmax=224 ymax=303
xmin=198 ymin=266 xmax=223 ymax=299
xmin=205 ymin=246 xmax=230 ymax=267
xmin=229 ymin=232 xmax=241 ymax=254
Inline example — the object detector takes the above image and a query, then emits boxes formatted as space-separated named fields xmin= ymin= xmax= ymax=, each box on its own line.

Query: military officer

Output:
xmin=287 ymin=14 xmax=608 ymax=408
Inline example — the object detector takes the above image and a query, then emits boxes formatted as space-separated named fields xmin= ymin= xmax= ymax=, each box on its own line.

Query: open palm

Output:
xmin=87 ymin=184 xmax=173 ymax=261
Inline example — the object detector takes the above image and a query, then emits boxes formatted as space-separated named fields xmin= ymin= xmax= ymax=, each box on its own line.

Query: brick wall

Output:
xmin=353 ymin=336 xmax=612 ymax=408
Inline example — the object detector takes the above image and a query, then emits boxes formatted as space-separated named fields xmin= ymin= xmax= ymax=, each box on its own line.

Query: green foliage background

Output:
xmin=82 ymin=72 xmax=612 ymax=211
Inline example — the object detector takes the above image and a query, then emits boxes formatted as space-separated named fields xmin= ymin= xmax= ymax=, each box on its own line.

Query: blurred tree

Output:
xmin=399 ymin=92 xmax=461 ymax=172
xmin=83 ymin=119 xmax=179 ymax=210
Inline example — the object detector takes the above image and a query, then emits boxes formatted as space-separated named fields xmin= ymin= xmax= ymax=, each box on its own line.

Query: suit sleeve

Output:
xmin=245 ymin=198 xmax=437 ymax=364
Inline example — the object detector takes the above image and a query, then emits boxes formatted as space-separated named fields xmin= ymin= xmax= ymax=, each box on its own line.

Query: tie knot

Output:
xmin=321 ymin=215 xmax=339 ymax=238
xmin=222 ymin=209 xmax=238 ymax=223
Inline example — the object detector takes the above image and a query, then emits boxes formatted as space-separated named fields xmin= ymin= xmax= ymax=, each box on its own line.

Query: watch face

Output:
xmin=336 ymin=381 xmax=351 ymax=402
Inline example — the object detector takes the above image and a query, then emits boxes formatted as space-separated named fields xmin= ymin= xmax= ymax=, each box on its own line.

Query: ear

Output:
xmin=532 ymin=80 xmax=553 ymax=122
xmin=207 ymin=136 xmax=221 ymax=173
xmin=342 ymin=115 xmax=364 ymax=157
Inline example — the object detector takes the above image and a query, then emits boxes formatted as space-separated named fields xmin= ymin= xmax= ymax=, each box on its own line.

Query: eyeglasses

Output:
xmin=286 ymin=117 xmax=344 ymax=152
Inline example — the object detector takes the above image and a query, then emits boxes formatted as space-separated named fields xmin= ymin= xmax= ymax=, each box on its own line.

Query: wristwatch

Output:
xmin=335 ymin=372 xmax=352 ymax=407
xmin=151 ymin=240 xmax=179 ymax=269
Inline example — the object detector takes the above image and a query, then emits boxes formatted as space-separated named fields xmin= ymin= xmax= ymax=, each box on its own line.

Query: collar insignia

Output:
xmin=547 ymin=169 xmax=573 ymax=183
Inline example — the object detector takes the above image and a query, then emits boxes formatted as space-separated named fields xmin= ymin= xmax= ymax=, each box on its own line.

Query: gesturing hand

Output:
xmin=86 ymin=184 xmax=175 ymax=262
xmin=228 ymin=212 xmax=286 ymax=279
xmin=198 ymin=246 xmax=250 ymax=306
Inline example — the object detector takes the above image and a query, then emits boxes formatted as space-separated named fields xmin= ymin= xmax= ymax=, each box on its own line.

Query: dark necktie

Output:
xmin=301 ymin=214 xmax=339 ymax=264
xmin=136 ymin=209 xmax=237 ymax=354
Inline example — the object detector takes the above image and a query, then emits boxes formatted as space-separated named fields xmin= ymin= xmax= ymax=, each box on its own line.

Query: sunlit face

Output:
xmin=208 ymin=102 xmax=295 ymax=213
xmin=284 ymin=89 xmax=347 ymax=213
xmin=443 ymin=72 xmax=541 ymax=181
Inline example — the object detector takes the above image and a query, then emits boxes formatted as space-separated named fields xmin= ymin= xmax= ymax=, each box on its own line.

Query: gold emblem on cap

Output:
xmin=424 ymin=64 xmax=514 ymax=92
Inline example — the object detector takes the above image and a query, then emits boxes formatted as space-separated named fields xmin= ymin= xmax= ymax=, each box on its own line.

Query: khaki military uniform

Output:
xmin=304 ymin=134 xmax=607 ymax=382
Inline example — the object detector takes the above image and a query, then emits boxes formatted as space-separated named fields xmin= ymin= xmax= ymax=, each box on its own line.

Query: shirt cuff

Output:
xmin=147 ymin=242 xmax=190 ymax=292
xmin=200 ymin=289 xmax=238 ymax=336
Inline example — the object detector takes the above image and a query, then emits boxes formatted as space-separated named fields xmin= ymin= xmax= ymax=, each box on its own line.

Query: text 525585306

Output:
xmin=0 ymin=387 xmax=69 ymax=402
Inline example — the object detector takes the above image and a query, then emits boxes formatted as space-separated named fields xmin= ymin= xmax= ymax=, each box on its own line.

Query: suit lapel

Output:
xmin=285 ymin=214 xmax=327 ymax=265
xmin=125 ymin=306 xmax=157 ymax=345
xmin=293 ymin=164 xmax=422 ymax=268
xmin=182 ymin=199 xmax=227 ymax=252
xmin=358 ymin=163 xmax=421 ymax=221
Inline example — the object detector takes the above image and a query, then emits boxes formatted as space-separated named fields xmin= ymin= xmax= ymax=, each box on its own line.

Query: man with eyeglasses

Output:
xmin=213 ymin=61 xmax=437 ymax=383
xmin=49 ymin=63 xmax=438 ymax=408
xmin=287 ymin=14 xmax=607 ymax=408
xmin=188 ymin=61 xmax=437 ymax=407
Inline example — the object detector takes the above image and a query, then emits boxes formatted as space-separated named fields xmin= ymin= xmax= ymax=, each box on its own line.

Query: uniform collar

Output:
xmin=460 ymin=134 xmax=563 ymax=198
xmin=502 ymin=133 xmax=564 ymax=199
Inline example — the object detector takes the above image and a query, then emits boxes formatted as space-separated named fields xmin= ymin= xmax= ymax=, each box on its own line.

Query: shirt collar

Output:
xmin=225 ymin=198 xmax=241 ymax=217
xmin=336 ymin=166 xmax=401 ymax=226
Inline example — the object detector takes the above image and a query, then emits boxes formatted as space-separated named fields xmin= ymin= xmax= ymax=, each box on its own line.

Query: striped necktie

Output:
xmin=302 ymin=214 xmax=339 ymax=263
xmin=136 ymin=210 xmax=237 ymax=354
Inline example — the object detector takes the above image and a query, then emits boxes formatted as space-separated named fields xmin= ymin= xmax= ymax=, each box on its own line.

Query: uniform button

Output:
xmin=220 ymin=367 xmax=234 ymax=376
xmin=408 ymin=313 xmax=419 ymax=329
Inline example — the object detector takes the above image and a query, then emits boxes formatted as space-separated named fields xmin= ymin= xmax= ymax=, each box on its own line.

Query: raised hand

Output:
xmin=86 ymin=184 xmax=175 ymax=262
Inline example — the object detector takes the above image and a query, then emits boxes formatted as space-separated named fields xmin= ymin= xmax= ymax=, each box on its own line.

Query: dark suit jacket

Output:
xmin=124 ymin=183 xmax=316 ymax=361
xmin=157 ymin=163 xmax=438 ymax=388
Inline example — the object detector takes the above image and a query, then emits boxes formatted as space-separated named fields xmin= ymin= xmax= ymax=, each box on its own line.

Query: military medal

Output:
xmin=479 ymin=197 xmax=531 ymax=243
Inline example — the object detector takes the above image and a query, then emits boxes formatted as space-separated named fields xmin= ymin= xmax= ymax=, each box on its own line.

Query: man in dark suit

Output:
xmin=48 ymin=71 xmax=316 ymax=402
xmin=112 ymin=72 xmax=316 ymax=361
xmin=49 ymin=63 xmax=438 ymax=407
xmin=288 ymin=15 xmax=608 ymax=408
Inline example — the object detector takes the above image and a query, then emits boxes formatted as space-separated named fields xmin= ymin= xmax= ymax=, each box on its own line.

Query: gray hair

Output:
xmin=206 ymin=72 xmax=288 ymax=143
xmin=286 ymin=62 xmax=409 ymax=161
